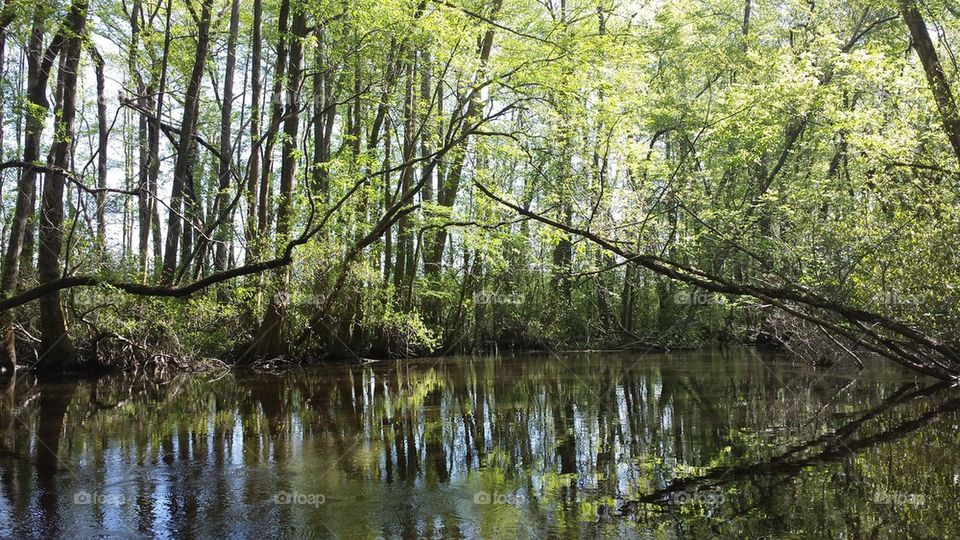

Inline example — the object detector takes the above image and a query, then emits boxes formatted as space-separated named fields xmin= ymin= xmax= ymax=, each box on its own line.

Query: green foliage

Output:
xmin=5 ymin=0 xmax=960 ymax=365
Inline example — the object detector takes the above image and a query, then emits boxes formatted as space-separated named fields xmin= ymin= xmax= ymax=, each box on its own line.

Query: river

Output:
xmin=0 ymin=348 xmax=956 ymax=538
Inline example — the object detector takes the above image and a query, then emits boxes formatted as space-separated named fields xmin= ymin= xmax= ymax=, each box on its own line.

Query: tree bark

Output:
xmin=312 ymin=26 xmax=335 ymax=197
xmin=393 ymin=57 xmax=415 ymax=295
xmin=161 ymin=0 xmax=212 ymax=283
xmin=0 ymin=16 xmax=5 ymax=163
xmin=245 ymin=0 xmax=263 ymax=261
xmin=900 ymin=0 xmax=960 ymax=164
xmin=275 ymin=8 xmax=307 ymax=249
xmin=146 ymin=0 xmax=173 ymax=279
xmin=249 ymin=4 xmax=307 ymax=359
xmin=424 ymin=0 xmax=502 ymax=278
xmin=257 ymin=0 xmax=291 ymax=243
xmin=89 ymin=43 xmax=108 ymax=260
xmin=214 ymin=0 xmax=241 ymax=273
xmin=129 ymin=0 xmax=152 ymax=277
xmin=0 ymin=5 xmax=69 ymax=371
xmin=36 ymin=0 xmax=88 ymax=371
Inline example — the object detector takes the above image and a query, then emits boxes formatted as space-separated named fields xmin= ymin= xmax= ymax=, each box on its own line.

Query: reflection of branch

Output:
xmin=620 ymin=381 xmax=953 ymax=512
xmin=775 ymin=382 xmax=932 ymax=461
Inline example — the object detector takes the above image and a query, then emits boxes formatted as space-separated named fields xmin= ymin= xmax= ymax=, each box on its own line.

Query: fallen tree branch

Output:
xmin=475 ymin=180 xmax=960 ymax=380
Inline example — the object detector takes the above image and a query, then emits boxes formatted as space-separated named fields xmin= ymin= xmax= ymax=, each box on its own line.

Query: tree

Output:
xmin=161 ymin=0 xmax=213 ymax=284
xmin=36 ymin=0 xmax=89 ymax=370
xmin=0 ymin=3 xmax=77 ymax=371
xmin=900 ymin=0 xmax=960 ymax=164
xmin=0 ymin=0 xmax=958 ymax=381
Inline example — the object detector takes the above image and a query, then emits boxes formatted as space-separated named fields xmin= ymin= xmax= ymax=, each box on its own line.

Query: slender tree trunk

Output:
xmin=214 ymin=0 xmax=241 ymax=274
xmin=742 ymin=0 xmax=751 ymax=36
xmin=245 ymin=0 xmax=262 ymax=261
xmin=420 ymin=50 xmax=433 ymax=206
xmin=383 ymin=115 xmax=393 ymax=285
xmin=89 ymin=44 xmax=108 ymax=260
xmin=551 ymin=203 xmax=573 ymax=300
xmin=0 ymin=6 xmax=64 ymax=370
xmin=128 ymin=0 xmax=151 ymax=277
xmin=161 ymin=0 xmax=212 ymax=283
xmin=424 ymin=0 xmax=502 ymax=278
xmin=258 ymin=0 xmax=291 ymax=242
xmin=249 ymin=4 xmax=306 ymax=359
xmin=0 ymin=23 xmax=5 ymax=163
xmin=148 ymin=0 xmax=173 ymax=278
xmin=37 ymin=0 xmax=88 ymax=371
xmin=17 ymin=9 xmax=49 ymax=290
xmin=393 ymin=58 xmax=415 ymax=295
xmin=621 ymin=260 xmax=636 ymax=334
xmin=320 ymin=39 xmax=336 ymax=198
xmin=312 ymin=26 xmax=334 ymax=197
xmin=900 ymin=0 xmax=960 ymax=164
xmin=593 ymin=8 xmax=612 ymax=331
xmin=275 ymin=9 xmax=306 ymax=249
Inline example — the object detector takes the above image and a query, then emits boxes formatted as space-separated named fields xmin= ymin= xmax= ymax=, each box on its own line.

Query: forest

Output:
xmin=5 ymin=0 xmax=960 ymax=537
xmin=0 ymin=0 xmax=957 ymax=379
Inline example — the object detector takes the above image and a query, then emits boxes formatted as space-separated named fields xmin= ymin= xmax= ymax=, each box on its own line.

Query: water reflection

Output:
xmin=0 ymin=349 xmax=957 ymax=538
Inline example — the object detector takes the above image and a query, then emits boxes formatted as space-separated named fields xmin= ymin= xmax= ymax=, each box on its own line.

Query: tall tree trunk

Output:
xmin=214 ymin=0 xmax=241 ymax=274
xmin=17 ymin=10 xmax=48 ymax=289
xmin=0 ymin=17 xmax=5 ymax=163
xmin=245 ymin=0 xmax=263 ymax=261
xmin=249 ymin=4 xmax=306 ymax=359
xmin=551 ymin=203 xmax=573 ymax=300
xmin=147 ymin=0 xmax=173 ymax=279
xmin=258 ymin=0 xmax=291 ymax=244
xmin=742 ymin=0 xmax=751 ymax=37
xmin=128 ymin=0 xmax=151 ymax=277
xmin=312 ymin=26 xmax=335 ymax=197
xmin=36 ymin=0 xmax=88 ymax=371
xmin=424 ymin=0 xmax=502 ymax=279
xmin=275 ymin=9 xmax=306 ymax=249
xmin=900 ymin=0 xmax=960 ymax=164
xmin=420 ymin=50 xmax=433 ymax=206
xmin=89 ymin=44 xmax=108 ymax=260
xmin=0 ymin=5 xmax=67 ymax=371
xmin=161 ymin=0 xmax=212 ymax=283
xmin=320 ymin=39 xmax=336 ymax=198
xmin=393 ymin=58 xmax=415 ymax=296
xmin=382 ymin=115 xmax=393 ymax=285
xmin=593 ymin=8 xmax=613 ymax=332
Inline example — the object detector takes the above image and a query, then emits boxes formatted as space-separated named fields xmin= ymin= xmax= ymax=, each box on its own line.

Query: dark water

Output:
xmin=0 ymin=349 xmax=957 ymax=538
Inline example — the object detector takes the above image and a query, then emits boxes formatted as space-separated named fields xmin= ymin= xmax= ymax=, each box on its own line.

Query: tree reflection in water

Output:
xmin=0 ymin=350 xmax=957 ymax=538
